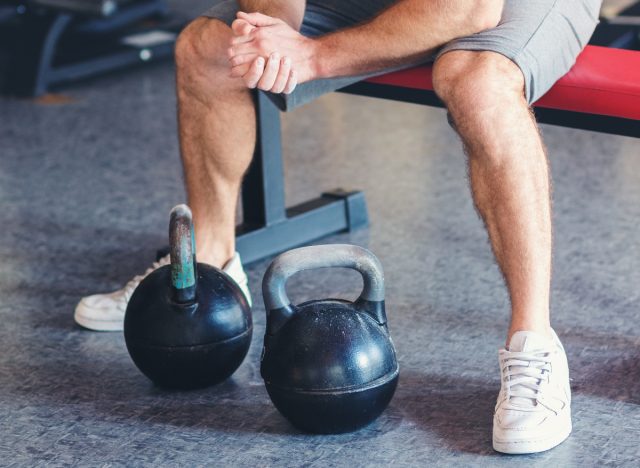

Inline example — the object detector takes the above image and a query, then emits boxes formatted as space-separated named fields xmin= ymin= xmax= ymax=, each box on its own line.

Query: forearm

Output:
xmin=238 ymin=1 xmax=305 ymax=29
xmin=314 ymin=0 xmax=501 ymax=78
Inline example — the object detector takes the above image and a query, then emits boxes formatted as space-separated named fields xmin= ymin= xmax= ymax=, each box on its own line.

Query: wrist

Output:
xmin=311 ymin=36 xmax=332 ymax=80
xmin=278 ymin=13 xmax=303 ymax=30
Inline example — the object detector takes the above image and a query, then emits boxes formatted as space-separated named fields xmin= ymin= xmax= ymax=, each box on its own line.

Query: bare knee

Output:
xmin=433 ymin=50 xmax=525 ymax=118
xmin=175 ymin=17 xmax=231 ymax=75
xmin=433 ymin=51 xmax=532 ymax=168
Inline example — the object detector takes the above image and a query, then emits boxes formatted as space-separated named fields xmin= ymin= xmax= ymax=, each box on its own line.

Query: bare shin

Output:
xmin=433 ymin=51 xmax=553 ymax=344
xmin=175 ymin=18 xmax=258 ymax=267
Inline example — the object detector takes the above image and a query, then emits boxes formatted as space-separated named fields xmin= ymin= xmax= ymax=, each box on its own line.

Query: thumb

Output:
xmin=236 ymin=11 xmax=282 ymax=27
xmin=231 ymin=18 xmax=254 ymax=36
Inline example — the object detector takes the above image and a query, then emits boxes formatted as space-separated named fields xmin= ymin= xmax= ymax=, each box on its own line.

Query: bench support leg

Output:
xmin=234 ymin=92 xmax=369 ymax=264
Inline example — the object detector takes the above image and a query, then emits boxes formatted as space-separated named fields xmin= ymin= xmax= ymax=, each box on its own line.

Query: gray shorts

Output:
xmin=203 ymin=0 xmax=601 ymax=110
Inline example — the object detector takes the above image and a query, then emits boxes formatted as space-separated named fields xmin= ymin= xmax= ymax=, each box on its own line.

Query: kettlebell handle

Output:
xmin=169 ymin=204 xmax=197 ymax=304
xmin=262 ymin=244 xmax=386 ymax=334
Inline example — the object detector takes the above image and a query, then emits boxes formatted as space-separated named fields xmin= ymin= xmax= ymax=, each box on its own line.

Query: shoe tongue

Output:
xmin=506 ymin=331 xmax=551 ymax=408
xmin=508 ymin=331 xmax=550 ymax=352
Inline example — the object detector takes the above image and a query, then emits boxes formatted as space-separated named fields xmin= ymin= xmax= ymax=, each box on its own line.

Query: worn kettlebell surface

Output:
xmin=125 ymin=264 xmax=251 ymax=347
xmin=262 ymin=300 xmax=398 ymax=392
xmin=123 ymin=205 xmax=253 ymax=389
xmin=124 ymin=263 xmax=252 ymax=389
xmin=260 ymin=244 xmax=399 ymax=433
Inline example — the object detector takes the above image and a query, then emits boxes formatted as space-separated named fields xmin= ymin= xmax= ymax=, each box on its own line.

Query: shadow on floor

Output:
xmin=394 ymin=370 xmax=496 ymax=455
xmin=562 ymin=327 xmax=640 ymax=405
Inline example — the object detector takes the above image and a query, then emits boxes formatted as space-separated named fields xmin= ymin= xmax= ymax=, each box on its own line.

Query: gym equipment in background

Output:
xmin=261 ymin=244 xmax=399 ymax=434
xmin=593 ymin=0 xmax=640 ymax=49
xmin=124 ymin=204 xmax=252 ymax=389
xmin=0 ymin=0 xmax=185 ymax=96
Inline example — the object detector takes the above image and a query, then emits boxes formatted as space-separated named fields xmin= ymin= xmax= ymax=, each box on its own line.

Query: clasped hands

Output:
xmin=227 ymin=11 xmax=318 ymax=94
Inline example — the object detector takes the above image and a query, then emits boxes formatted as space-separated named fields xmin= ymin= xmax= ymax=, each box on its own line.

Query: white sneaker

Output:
xmin=74 ymin=252 xmax=252 ymax=331
xmin=492 ymin=329 xmax=572 ymax=454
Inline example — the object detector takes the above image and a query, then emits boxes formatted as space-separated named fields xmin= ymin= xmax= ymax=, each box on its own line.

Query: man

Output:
xmin=74 ymin=0 xmax=602 ymax=454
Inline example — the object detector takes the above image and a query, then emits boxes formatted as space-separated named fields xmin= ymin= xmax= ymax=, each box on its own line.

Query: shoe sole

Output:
xmin=74 ymin=310 xmax=123 ymax=332
xmin=493 ymin=422 xmax=572 ymax=454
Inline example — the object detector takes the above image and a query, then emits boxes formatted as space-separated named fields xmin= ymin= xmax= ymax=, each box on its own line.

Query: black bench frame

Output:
xmin=235 ymin=92 xmax=368 ymax=264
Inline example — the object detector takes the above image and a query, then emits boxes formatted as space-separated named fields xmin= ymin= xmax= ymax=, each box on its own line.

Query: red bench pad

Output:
xmin=365 ymin=45 xmax=640 ymax=121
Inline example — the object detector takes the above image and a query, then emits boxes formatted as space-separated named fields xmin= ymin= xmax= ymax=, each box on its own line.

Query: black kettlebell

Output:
xmin=261 ymin=244 xmax=399 ymax=433
xmin=124 ymin=204 xmax=252 ymax=389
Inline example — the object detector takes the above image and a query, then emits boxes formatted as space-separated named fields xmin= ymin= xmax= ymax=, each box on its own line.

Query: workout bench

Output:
xmin=235 ymin=44 xmax=640 ymax=264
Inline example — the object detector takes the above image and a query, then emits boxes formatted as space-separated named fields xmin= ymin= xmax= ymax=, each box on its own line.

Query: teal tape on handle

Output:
xmin=170 ymin=222 xmax=195 ymax=289
xmin=171 ymin=255 xmax=195 ymax=289
xmin=169 ymin=204 xmax=197 ymax=300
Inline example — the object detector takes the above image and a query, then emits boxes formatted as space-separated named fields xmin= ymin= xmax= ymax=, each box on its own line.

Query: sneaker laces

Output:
xmin=501 ymin=348 xmax=553 ymax=406
xmin=120 ymin=255 xmax=171 ymax=307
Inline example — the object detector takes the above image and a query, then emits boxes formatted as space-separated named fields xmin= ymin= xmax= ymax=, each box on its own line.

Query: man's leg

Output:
xmin=433 ymin=51 xmax=551 ymax=344
xmin=175 ymin=17 xmax=257 ymax=268
xmin=432 ymin=50 xmax=573 ymax=455
xmin=74 ymin=15 xmax=264 ymax=331
xmin=430 ymin=0 xmax=599 ymax=344
xmin=431 ymin=1 xmax=600 ymax=454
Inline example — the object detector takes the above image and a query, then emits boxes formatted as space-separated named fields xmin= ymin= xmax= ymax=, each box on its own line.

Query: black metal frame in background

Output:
xmin=3 ymin=0 xmax=180 ymax=97
xmin=591 ymin=0 xmax=640 ymax=50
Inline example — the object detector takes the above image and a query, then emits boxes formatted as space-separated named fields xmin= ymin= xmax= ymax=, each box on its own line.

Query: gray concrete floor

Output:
xmin=1 ymin=2 xmax=640 ymax=466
